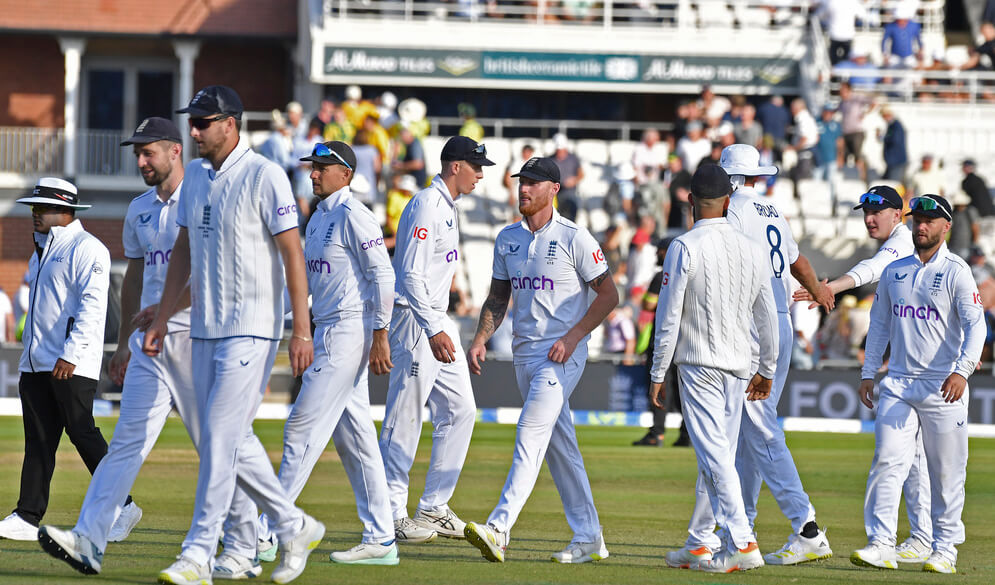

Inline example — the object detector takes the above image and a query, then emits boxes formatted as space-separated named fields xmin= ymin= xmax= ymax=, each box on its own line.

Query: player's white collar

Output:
xmin=319 ymin=185 xmax=352 ymax=211
xmin=519 ymin=208 xmax=560 ymax=235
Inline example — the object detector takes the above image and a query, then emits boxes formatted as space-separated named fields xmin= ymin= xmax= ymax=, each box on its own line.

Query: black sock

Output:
xmin=124 ymin=495 xmax=133 ymax=507
xmin=800 ymin=520 xmax=819 ymax=538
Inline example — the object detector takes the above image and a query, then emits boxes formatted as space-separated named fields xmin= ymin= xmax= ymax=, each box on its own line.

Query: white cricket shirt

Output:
xmin=177 ymin=136 xmax=299 ymax=340
xmin=845 ymin=222 xmax=914 ymax=288
xmin=862 ymin=243 xmax=985 ymax=381
xmin=122 ymin=183 xmax=190 ymax=330
xmin=305 ymin=185 xmax=394 ymax=328
xmin=392 ymin=174 xmax=461 ymax=337
xmin=651 ymin=217 xmax=779 ymax=382
xmin=492 ymin=210 xmax=608 ymax=363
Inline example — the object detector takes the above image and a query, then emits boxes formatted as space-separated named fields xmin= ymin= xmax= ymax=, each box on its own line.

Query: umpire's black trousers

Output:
xmin=16 ymin=372 xmax=109 ymax=526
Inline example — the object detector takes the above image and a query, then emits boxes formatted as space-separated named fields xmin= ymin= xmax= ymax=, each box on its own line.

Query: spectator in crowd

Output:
xmin=311 ymin=98 xmax=335 ymax=130
xmin=817 ymin=0 xmax=871 ymax=65
xmin=323 ymin=105 xmax=355 ymax=144
xmin=836 ymin=48 xmax=882 ymax=92
xmin=676 ymin=121 xmax=711 ymax=173
xmin=790 ymin=98 xmax=819 ymax=180
xmin=949 ymin=190 xmax=981 ymax=261
xmin=838 ymin=82 xmax=871 ymax=182
xmin=352 ymin=129 xmax=382 ymax=207
xmin=286 ymin=101 xmax=308 ymax=142
xmin=880 ymin=106 xmax=908 ymax=182
xmin=504 ymin=144 xmax=534 ymax=214
xmin=392 ymin=125 xmax=428 ymax=188
xmin=602 ymin=306 xmax=636 ymax=365
xmin=962 ymin=159 xmax=995 ymax=216
xmin=960 ymin=22 xmax=995 ymax=72
xmin=817 ymin=294 xmax=858 ymax=361
xmin=882 ymin=5 xmax=923 ymax=68
xmin=625 ymin=218 xmax=657 ymax=305
xmin=377 ymin=91 xmax=399 ymax=130
xmin=341 ymin=84 xmax=377 ymax=128
xmin=734 ymin=104 xmax=763 ymax=149
xmin=398 ymin=97 xmax=430 ymax=139
xmin=699 ymin=84 xmax=731 ymax=122
xmin=458 ymin=103 xmax=484 ymax=142
xmin=258 ymin=110 xmax=293 ymax=175
xmin=908 ymin=154 xmax=945 ymax=199
xmin=757 ymin=95 xmax=790 ymax=154
xmin=815 ymin=104 xmax=844 ymax=214
xmin=790 ymin=292 xmax=820 ymax=370
xmin=610 ymin=161 xmax=637 ymax=224
xmin=663 ymin=154 xmax=692 ymax=229
xmin=360 ymin=114 xmax=391 ymax=165
xmin=383 ymin=174 xmax=418 ymax=254
xmin=0 ymin=287 xmax=13 ymax=344
xmin=293 ymin=119 xmax=325 ymax=217
xmin=550 ymin=132 xmax=584 ymax=221
xmin=14 ymin=270 xmax=29 ymax=323
xmin=632 ymin=128 xmax=669 ymax=231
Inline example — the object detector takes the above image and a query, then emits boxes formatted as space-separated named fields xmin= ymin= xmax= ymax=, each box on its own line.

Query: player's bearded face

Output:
xmin=134 ymin=142 xmax=173 ymax=187
xmin=518 ymin=178 xmax=556 ymax=217
xmin=911 ymin=215 xmax=949 ymax=251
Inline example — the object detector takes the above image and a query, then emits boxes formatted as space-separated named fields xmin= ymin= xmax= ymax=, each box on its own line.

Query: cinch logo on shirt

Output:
xmin=145 ymin=249 xmax=171 ymax=266
xmin=306 ymin=258 xmax=332 ymax=274
xmin=361 ymin=237 xmax=384 ymax=250
xmin=893 ymin=301 xmax=939 ymax=321
xmin=446 ymin=249 xmax=458 ymax=263
xmin=511 ymin=275 xmax=554 ymax=291
xmin=276 ymin=204 xmax=298 ymax=217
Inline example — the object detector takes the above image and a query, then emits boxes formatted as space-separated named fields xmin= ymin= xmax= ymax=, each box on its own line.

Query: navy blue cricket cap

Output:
xmin=440 ymin=136 xmax=495 ymax=166
xmin=690 ymin=163 xmax=732 ymax=199
xmin=176 ymin=85 xmax=244 ymax=119
xmin=853 ymin=185 xmax=903 ymax=211
xmin=121 ymin=117 xmax=182 ymax=146
xmin=512 ymin=157 xmax=560 ymax=184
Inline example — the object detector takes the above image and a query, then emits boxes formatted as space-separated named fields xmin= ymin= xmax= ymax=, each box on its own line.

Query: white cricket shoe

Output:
xmin=413 ymin=506 xmax=466 ymax=539
xmin=695 ymin=542 xmax=764 ymax=573
xmin=763 ymin=529 xmax=833 ymax=565
xmin=270 ymin=514 xmax=325 ymax=584
xmin=257 ymin=534 xmax=278 ymax=563
xmin=850 ymin=542 xmax=898 ymax=569
xmin=329 ymin=541 xmax=399 ymax=565
xmin=0 ymin=512 xmax=38 ymax=541
xmin=895 ymin=536 xmax=931 ymax=563
xmin=550 ymin=531 xmax=609 ymax=564
xmin=107 ymin=501 xmax=143 ymax=542
xmin=38 ymin=525 xmax=103 ymax=575
xmin=922 ymin=550 xmax=956 ymax=574
xmin=665 ymin=545 xmax=713 ymax=569
xmin=213 ymin=552 xmax=262 ymax=580
xmin=393 ymin=517 xmax=437 ymax=544
xmin=158 ymin=555 xmax=211 ymax=585
xmin=464 ymin=522 xmax=508 ymax=563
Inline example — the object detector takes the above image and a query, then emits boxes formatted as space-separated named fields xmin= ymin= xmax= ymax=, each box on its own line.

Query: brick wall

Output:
xmin=0 ymin=35 xmax=65 ymax=127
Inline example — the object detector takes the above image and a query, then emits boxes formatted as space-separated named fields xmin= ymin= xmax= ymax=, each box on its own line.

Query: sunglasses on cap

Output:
xmin=312 ymin=143 xmax=352 ymax=170
xmin=909 ymin=196 xmax=952 ymax=220
xmin=470 ymin=143 xmax=487 ymax=157
xmin=858 ymin=192 xmax=887 ymax=206
xmin=188 ymin=115 xmax=231 ymax=130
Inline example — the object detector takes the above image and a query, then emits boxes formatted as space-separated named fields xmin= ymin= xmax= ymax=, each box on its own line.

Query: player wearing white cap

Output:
xmin=38 ymin=118 xmax=200 ymax=575
xmin=794 ymin=184 xmax=931 ymax=562
xmin=380 ymin=136 xmax=492 ymax=542
xmin=0 ymin=178 xmax=113 ymax=543
xmin=851 ymin=194 xmax=985 ymax=574
xmin=652 ymin=164 xmax=779 ymax=573
xmin=464 ymin=157 xmax=618 ymax=564
xmin=144 ymin=85 xmax=324 ymax=585
xmin=679 ymin=143 xmax=834 ymax=567
xmin=241 ymin=141 xmax=398 ymax=566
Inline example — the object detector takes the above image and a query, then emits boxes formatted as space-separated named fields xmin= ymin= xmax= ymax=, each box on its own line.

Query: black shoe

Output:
xmin=632 ymin=432 xmax=664 ymax=447
xmin=672 ymin=434 xmax=691 ymax=447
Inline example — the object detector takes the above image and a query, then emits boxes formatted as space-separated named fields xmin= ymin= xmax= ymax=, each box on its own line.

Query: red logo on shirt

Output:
xmin=661 ymin=272 xmax=670 ymax=286
xmin=974 ymin=292 xmax=984 ymax=305
xmin=592 ymin=249 xmax=605 ymax=264
xmin=413 ymin=227 xmax=428 ymax=240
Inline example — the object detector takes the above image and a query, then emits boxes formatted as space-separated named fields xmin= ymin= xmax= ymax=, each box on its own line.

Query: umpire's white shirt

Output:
xmin=392 ymin=174 xmax=460 ymax=337
xmin=178 ymin=137 xmax=299 ymax=340
xmin=651 ymin=217 xmax=779 ymax=382
xmin=726 ymin=185 xmax=799 ymax=313
xmin=862 ymin=243 xmax=985 ymax=381
xmin=845 ymin=223 xmax=914 ymax=288
xmin=305 ymin=185 xmax=394 ymax=327
xmin=492 ymin=209 xmax=608 ymax=363
xmin=122 ymin=183 xmax=190 ymax=330
xmin=20 ymin=220 xmax=110 ymax=380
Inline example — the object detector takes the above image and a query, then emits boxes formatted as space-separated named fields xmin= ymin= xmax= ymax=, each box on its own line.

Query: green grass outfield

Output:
xmin=0 ymin=416 xmax=993 ymax=584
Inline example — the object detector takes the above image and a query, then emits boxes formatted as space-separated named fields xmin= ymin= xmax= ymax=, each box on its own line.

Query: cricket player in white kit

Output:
xmin=380 ymin=136 xmax=491 ymax=542
xmin=700 ymin=144 xmax=835 ymax=566
xmin=652 ymin=164 xmax=779 ymax=573
xmin=851 ymin=194 xmax=985 ymax=574
xmin=38 ymin=118 xmax=199 ymax=575
xmin=144 ymin=86 xmax=324 ymax=585
xmin=795 ymin=184 xmax=931 ymax=563
xmin=244 ymin=141 xmax=398 ymax=565
xmin=464 ymin=157 xmax=618 ymax=564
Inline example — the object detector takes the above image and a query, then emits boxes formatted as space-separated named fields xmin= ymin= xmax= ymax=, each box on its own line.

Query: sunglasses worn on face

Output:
xmin=312 ymin=144 xmax=352 ymax=170
xmin=909 ymin=196 xmax=952 ymax=220
xmin=31 ymin=204 xmax=63 ymax=214
xmin=188 ymin=115 xmax=230 ymax=130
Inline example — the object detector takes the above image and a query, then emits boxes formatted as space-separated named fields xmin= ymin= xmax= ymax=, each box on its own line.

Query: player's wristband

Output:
xmin=292 ymin=335 xmax=312 ymax=342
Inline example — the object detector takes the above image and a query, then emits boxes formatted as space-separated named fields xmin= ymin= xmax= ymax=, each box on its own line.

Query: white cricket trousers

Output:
xmin=380 ymin=307 xmax=475 ymax=518
xmin=75 ymin=329 xmax=197 ymax=551
xmin=864 ymin=376 xmax=968 ymax=560
xmin=487 ymin=355 xmax=601 ymax=542
xmin=251 ymin=318 xmax=392 ymax=544
xmin=180 ymin=337 xmax=303 ymax=567
xmin=736 ymin=314 xmax=816 ymax=533
xmin=678 ymin=364 xmax=755 ymax=552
